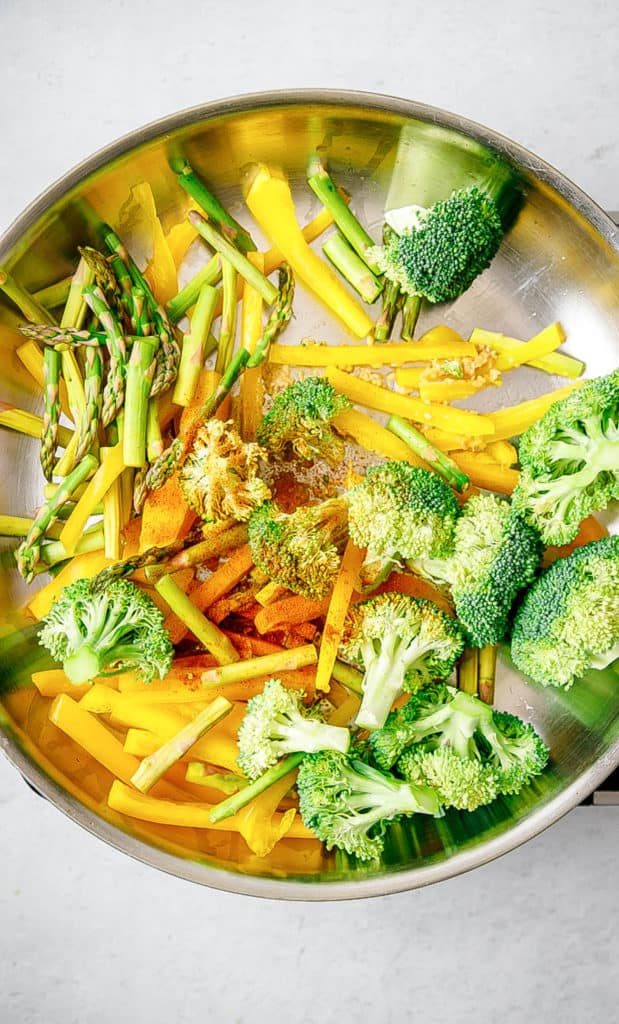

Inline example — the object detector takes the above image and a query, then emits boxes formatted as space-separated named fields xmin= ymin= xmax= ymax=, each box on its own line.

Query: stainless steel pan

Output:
xmin=1 ymin=90 xmax=617 ymax=899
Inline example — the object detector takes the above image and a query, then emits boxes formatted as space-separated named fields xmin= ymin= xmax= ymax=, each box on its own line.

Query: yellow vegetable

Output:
xmin=59 ymin=443 xmax=125 ymax=556
xmin=244 ymin=163 xmax=373 ymax=339
xmin=269 ymin=338 xmax=478 ymax=367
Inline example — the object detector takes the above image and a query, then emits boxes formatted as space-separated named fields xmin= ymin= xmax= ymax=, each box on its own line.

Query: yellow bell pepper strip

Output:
xmin=59 ymin=443 xmax=125 ymax=556
xmin=200 ymin=644 xmax=317 ymax=688
xmin=262 ymin=205 xmax=336 ymax=274
xmin=31 ymin=669 xmax=93 ymax=699
xmin=268 ymin=337 xmax=478 ymax=367
xmin=107 ymin=780 xmax=312 ymax=847
xmin=255 ymin=580 xmax=289 ymax=607
xmin=229 ymin=770 xmax=301 ymax=857
xmin=485 ymin=381 xmax=584 ymax=440
xmin=450 ymin=451 xmax=520 ymax=494
xmin=315 ymin=539 xmax=365 ymax=694
xmin=418 ymin=379 xmax=492 ymax=403
xmin=485 ymin=439 xmax=518 ymax=466
xmin=0 ymin=403 xmax=73 ymax=449
xmin=130 ymin=696 xmax=233 ymax=793
xmin=470 ymin=326 xmax=584 ymax=379
xmin=244 ymin=163 xmax=373 ymax=339
xmin=49 ymin=694 xmax=141 ymax=783
xmin=492 ymin=321 xmax=566 ymax=372
xmin=327 ymin=694 xmax=361 ymax=727
xmin=394 ymin=367 xmax=423 ymax=390
xmin=154 ymin=573 xmax=239 ymax=665
xmin=326 ymin=367 xmax=496 ymax=437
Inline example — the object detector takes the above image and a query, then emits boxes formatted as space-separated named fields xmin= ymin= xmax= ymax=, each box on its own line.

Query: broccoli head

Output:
xmin=511 ymin=535 xmax=619 ymax=689
xmin=368 ymin=684 xmax=548 ymax=797
xmin=397 ymin=744 xmax=499 ymax=811
xmin=256 ymin=376 xmax=351 ymax=467
xmin=348 ymin=461 xmax=460 ymax=590
xmin=38 ymin=577 xmax=173 ymax=684
xmin=339 ymin=594 xmax=465 ymax=730
xmin=236 ymin=678 xmax=350 ymax=779
xmin=179 ymin=418 xmax=271 ymax=523
xmin=410 ymin=493 xmax=542 ymax=647
xmin=297 ymin=749 xmax=441 ymax=861
xmin=368 ymin=683 xmax=450 ymax=769
xmin=511 ymin=370 xmax=619 ymax=545
xmin=368 ymin=187 xmax=504 ymax=304
xmin=248 ymin=497 xmax=348 ymax=600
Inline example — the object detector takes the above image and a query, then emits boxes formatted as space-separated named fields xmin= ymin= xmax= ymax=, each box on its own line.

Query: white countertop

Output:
xmin=1 ymin=1 xmax=618 ymax=1020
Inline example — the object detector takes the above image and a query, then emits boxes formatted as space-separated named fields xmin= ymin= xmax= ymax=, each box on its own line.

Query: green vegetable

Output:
xmin=256 ymin=375 xmax=351 ymax=467
xmin=169 ymin=151 xmax=257 ymax=255
xmin=339 ymin=594 xmax=465 ymax=730
xmin=38 ymin=577 xmax=173 ymax=684
xmin=306 ymin=154 xmax=376 ymax=267
xmin=41 ymin=346 xmax=61 ymax=481
xmin=368 ymin=187 xmax=503 ymax=304
xmin=397 ymin=744 xmax=499 ymax=812
xmin=179 ymin=418 xmax=270 ymax=523
xmin=408 ymin=493 xmax=543 ymax=647
xmin=237 ymin=678 xmax=350 ymax=779
xmin=387 ymin=414 xmax=469 ymax=492
xmin=511 ymin=369 xmax=619 ymax=545
xmin=347 ymin=461 xmax=460 ymax=590
xmin=248 ymin=498 xmax=348 ymax=600
xmin=370 ymin=684 xmax=548 ymax=796
xmin=297 ymin=750 xmax=441 ymax=861
xmin=322 ymin=232 xmax=383 ymax=303
xmin=511 ymin=535 xmax=619 ymax=689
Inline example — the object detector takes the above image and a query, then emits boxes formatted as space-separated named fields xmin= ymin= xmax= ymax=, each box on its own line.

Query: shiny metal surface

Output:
xmin=0 ymin=90 xmax=618 ymax=899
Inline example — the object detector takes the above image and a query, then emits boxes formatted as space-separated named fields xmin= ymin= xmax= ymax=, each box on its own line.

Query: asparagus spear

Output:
xmin=19 ymin=325 xmax=107 ymax=348
xmin=0 ymin=268 xmax=55 ymax=324
xmin=34 ymin=276 xmax=72 ymax=310
xmin=16 ymin=453 xmax=98 ymax=581
xmin=214 ymin=257 xmax=238 ymax=375
xmin=401 ymin=294 xmax=423 ymax=340
xmin=83 ymin=284 xmax=127 ymax=427
xmin=90 ymin=527 xmax=205 ymax=590
xmin=123 ymin=337 xmax=158 ymax=467
xmin=173 ymin=283 xmax=218 ymax=406
xmin=209 ymin=753 xmax=303 ymax=823
xmin=188 ymin=211 xmax=277 ymax=305
xmin=74 ymin=345 xmax=103 ymax=464
xmin=166 ymin=255 xmax=221 ymax=325
xmin=169 ymin=151 xmax=256 ymax=254
xmin=306 ymin=154 xmax=376 ymax=267
xmin=458 ymin=647 xmax=479 ymax=696
xmin=322 ymin=232 xmax=383 ymax=303
xmin=374 ymin=225 xmax=403 ymax=342
xmin=478 ymin=644 xmax=497 ymax=705
xmin=40 ymin=346 xmax=61 ymax=481
xmin=387 ymin=414 xmax=470 ymax=492
xmin=153 ymin=573 xmax=239 ymax=664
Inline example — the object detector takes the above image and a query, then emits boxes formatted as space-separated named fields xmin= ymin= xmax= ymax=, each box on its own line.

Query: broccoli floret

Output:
xmin=397 ymin=744 xmax=499 ymax=811
xmin=179 ymin=418 xmax=271 ymax=523
xmin=368 ymin=187 xmax=504 ymax=304
xmin=511 ymin=535 xmax=619 ymax=689
xmin=339 ymin=594 xmax=465 ymax=730
xmin=38 ymin=578 xmax=173 ymax=684
xmin=247 ymin=498 xmax=348 ymax=599
xmin=512 ymin=370 xmax=619 ymax=545
xmin=370 ymin=685 xmax=548 ymax=796
xmin=256 ymin=376 xmax=351 ymax=467
xmin=348 ymin=461 xmax=460 ymax=590
xmin=369 ymin=683 xmax=450 ymax=769
xmin=236 ymin=678 xmax=350 ymax=779
xmin=297 ymin=750 xmax=441 ymax=861
xmin=409 ymin=493 xmax=543 ymax=647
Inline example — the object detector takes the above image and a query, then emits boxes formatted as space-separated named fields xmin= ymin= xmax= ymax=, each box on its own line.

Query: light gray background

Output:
xmin=1 ymin=1 xmax=618 ymax=1021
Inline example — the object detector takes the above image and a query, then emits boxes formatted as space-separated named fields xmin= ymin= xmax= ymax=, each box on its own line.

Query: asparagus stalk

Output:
xmin=209 ymin=753 xmax=303 ymax=823
xmin=40 ymin=346 xmax=61 ymax=480
xmin=153 ymin=574 xmax=239 ymax=665
xmin=214 ymin=258 xmax=238 ymax=375
xmin=123 ymin=337 xmax=158 ymax=468
xmin=74 ymin=345 xmax=103 ymax=464
xmin=387 ymin=414 xmax=470 ymax=492
xmin=90 ymin=529 xmax=204 ymax=590
xmin=146 ymin=396 xmax=164 ymax=462
xmin=458 ymin=647 xmax=479 ymax=696
xmin=401 ymin=294 xmax=422 ymax=340
xmin=331 ymin=659 xmax=364 ymax=695
xmin=188 ymin=211 xmax=277 ymax=305
xmin=374 ymin=223 xmax=403 ymax=342
xmin=0 ymin=268 xmax=55 ymax=324
xmin=170 ymin=152 xmax=256 ymax=254
xmin=306 ymin=154 xmax=376 ymax=266
xmin=0 ymin=515 xmax=65 ymax=539
xmin=184 ymin=765 xmax=248 ymax=793
xmin=102 ymin=448 xmax=124 ymax=560
xmin=478 ymin=644 xmax=497 ymax=705
xmin=130 ymin=696 xmax=233 ymax=794
xmin=83 ymin=284 xmax=127 ymax=426
xmin=163 ymin=522 xmax=248 ymax=572
xmin=19 ymin=325 xmax=106 ymax=347
xmin=39 ymin=526 xmax=105 ymax=568
xmin=16 ymin=453 xmax=98 ymax=581
xmin=201 ymin=644 xmax=317 ymax=688
xmin=62 ymin=256 xmax=94 ymax=331
xmin=322 ymin=232 xmax=383 ymax=303
xmin=173 ymin=283 xmax=218 ymax=406
xmin=166 ymin=254 xmax=221 ymax=325
xmin=34 ymin=276 xmax=72 ymax=310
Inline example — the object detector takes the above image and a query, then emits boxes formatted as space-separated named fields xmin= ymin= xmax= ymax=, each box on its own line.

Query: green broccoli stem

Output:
xmin=173 ymin=283 xmax=218 ymax=405
xmin=387 ymin=414 xmax=470 ymax=492
xmin=188 ymin=211 xmax=277 ymax=305
xmin=166 ymin=255 xmax=222 ymax=324
xmin=356 ymin=655 xmax=405 ymax=730
xmin=123 ymin=337 xmax=158 ymax=468
xmin=322 ymin=232 xmax=383 ymax=304
xmin=401 ymin=294 xmax=422 ymax=340
xmin=209 ymin=752 xmax=304 ymax=823
xmin=63 ymin=645 xmax=103 ymax=685
xmin=131 ymin=696 xmax=233 ymax=793
xmin=306 ymin=155 xmax=376 ymax=267
xmin=590 ymin=641 xmax=619 ymax=671
xmin=169 ymin=152 xmax=256 ymax=254
xmin=215 ymin=258 xmax=238 ymax=375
